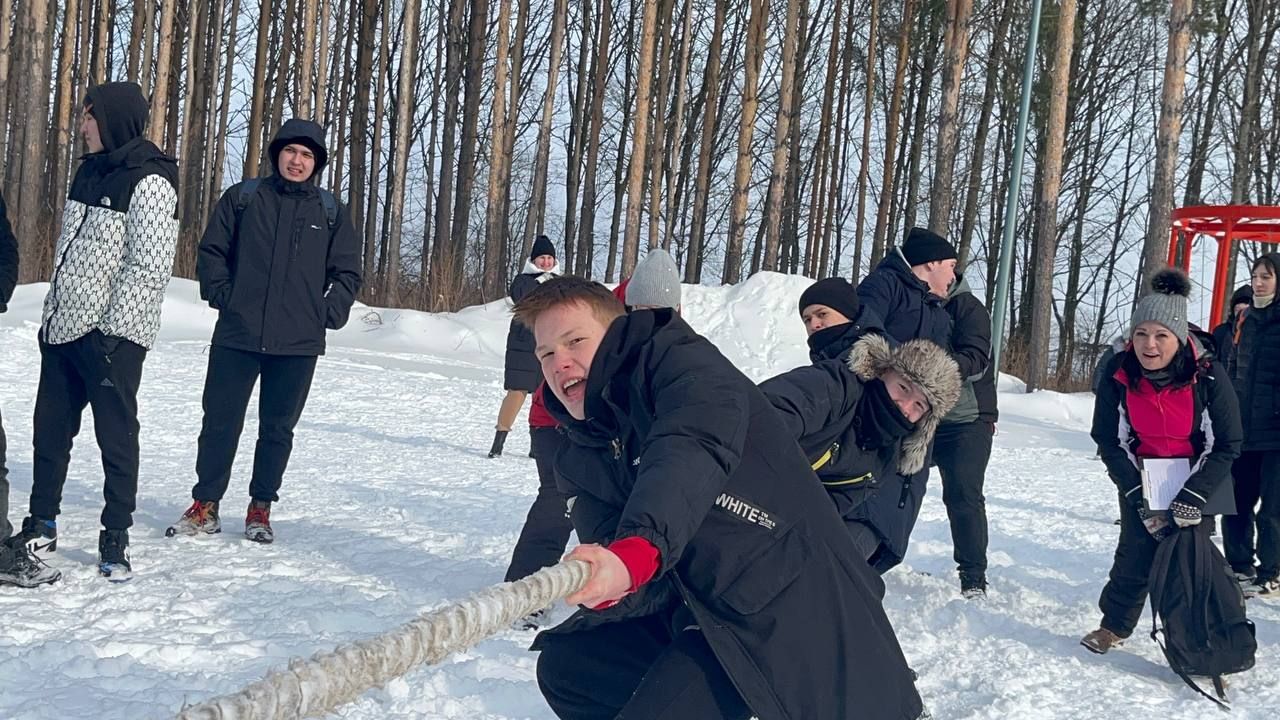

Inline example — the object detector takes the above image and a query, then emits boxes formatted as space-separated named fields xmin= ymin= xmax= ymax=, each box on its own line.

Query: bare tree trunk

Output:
xmin=0 ymin=0 xmax=13 ymax=168
xmin=299 ymin=0 xmax=319 ymax=118
xmin=901 ymin=10 xmax=941 ymax=234
xmin=268 ymin=0 xmax=299 ymax=139
xmin=500 ymin=0 xmax=529 ymax=275
xmin=127 ymin=0 xmax=145 ymax=83
xmin=851 ymin=0 xmax=879 ymax=282
xmin=210 ymin=0 xmax=242 ymax=202
xmin=384 ymin=0 xmax=422 ymax=307
xmin=363 ymin=0 xmax=391 ymax=295
xmin=761 ymin=0 xmax=801 ymax=272
xmin=483 ymin=0 xmax=513 ymax=297
xmin=148 ymin=0 xmax=179 ymax=146
xmin=13 ymin=0 xmax=52 ymax=268
xmin=562 ymin=1 xmax=593 ymax=275
xmin=621 ymin=0 xmax=659 ymax=277
xmin=926 ymin=0 xmax=973 ymax=236
xmin=329 ymin=0 xmax=356 ymax=187
xmin=450 ymin=0 xmax=493 ymax=297
xmin=684 ymin=0 xmax=725 ymax=283
xmin=1026 ymin=0 xmax=1077 ymax=392
xmin=419 ymin=4 xmax=446 ymax=307
xmin=48 ymin=0 xmax=80 ymax=218
xmin=724 ymin=0 xmax=768 ymax=285
xmin=430 ymin=0 xmax=466 ymax=310
xmin=870 ymin=0 xmax=916 ymax=266
xmin=140 ymin=0 xmax=156 ymax=94
xmin=807 ymin=0 xmax=841 ymax=278
xmin=92 ymin=0 xmax=112 ymax=85
xmin=662 ymin=0 xmax=695 ymax=252
xmin=243 ymin=0 xmax=272 ymax=175
xmin=316 ymin=0 xmax=331 ymax=121
xmin=605 ymin=1 xmax=639 ymax=282
xmin=522 ymin=0 xmax=568 ymax=243
xmin=577 ymin=0 xmax=615 ymax=278
xmin=349 ymin=0 xmax=379 ymax=271
xmin=1183 ymin=0 xmax=1231 ymax=206
xmin=645 ymin=0 xmax=675 ymax=251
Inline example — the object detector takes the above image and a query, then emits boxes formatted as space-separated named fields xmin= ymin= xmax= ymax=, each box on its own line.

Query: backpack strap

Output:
xmin=317 ymin=188 xmax=338 ymax=229
xmin=235 ymin=178 xmax=337 ymax=229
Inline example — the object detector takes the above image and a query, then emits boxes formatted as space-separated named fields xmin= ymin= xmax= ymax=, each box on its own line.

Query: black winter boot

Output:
xmin=98 ymin=529 xmax=132 ymax=582
xmin=488 ymin=430 xmax=509 ymax=458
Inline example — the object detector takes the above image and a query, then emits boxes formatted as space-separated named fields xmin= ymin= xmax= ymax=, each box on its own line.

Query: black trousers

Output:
xmin=1222 ymin=450 xmax=1280 ymax=579
xmin=537 ymin=611 xmax=751 ymax=720
xmin=29 ymin=331 xmax=146 ymax=530
xmin=1099 ymin=492 xmax=1214 ymax=637
xmin=504 ymin=427 xmax=573 ymax=582
xmin=192 ymin=345 xmax=317 ymax=504
xmin=933 ymin=420 xmax=993 ymax=579
xmin=1 ymin=403 xmax=10 ymax=540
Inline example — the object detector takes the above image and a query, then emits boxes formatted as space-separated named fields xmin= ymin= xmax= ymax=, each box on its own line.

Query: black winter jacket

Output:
xmin=504 ymin=262 xmax=560 ymax=391
xmin=942 ymin=279 xmax=995 ymax=425
xmin=0 ymin=190 xmax=16 ymax=313
xmin=198 ymin=120 xmax=361 ymax=356
xmin=536 ymin=310 xmax=923 ymax=720
xmin=1228 ymin=296 xmax=1280 ymax=451
xmin=1093 ymin=341 xmax=1241 ymax=510
xmin=857 ymin=248 xmax=952 ymax=347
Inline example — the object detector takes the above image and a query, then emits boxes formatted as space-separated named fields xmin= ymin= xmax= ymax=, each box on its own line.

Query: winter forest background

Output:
xmin=1 ymin=0 xmax=1279 ymax=390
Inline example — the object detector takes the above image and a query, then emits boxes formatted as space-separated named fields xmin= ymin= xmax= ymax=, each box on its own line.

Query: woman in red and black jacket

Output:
xmin=1081 ymin=269 xmax=1242 ymax=655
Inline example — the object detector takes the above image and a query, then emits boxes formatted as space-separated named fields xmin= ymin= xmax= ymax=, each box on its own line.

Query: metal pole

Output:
xmin=990 ymin=0 xmax=1044 ymax=375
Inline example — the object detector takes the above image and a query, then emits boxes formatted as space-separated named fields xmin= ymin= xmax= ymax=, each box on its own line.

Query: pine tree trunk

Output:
xmin=329 ymin=0 xmax=356 ymax=187
xmin=384 ymin=0 xmax=422 ymax=307
xmin=140 ymin=0 xmax=156 ymax=94
xmin=522 ymin=0 xmax=567 ymax=243
xmin=605 ymin=2 xmax=638 ymax=282
xmin=298 ymin=0 xmax=318 ymax=118
xmin=901 ymin=9 xmax=941 ymax=235
xmin=243 ymin=0 xmax=272 ymax=175
xmin=126 ymin=0 xmax=145 ymax=82
xmin=576 ymin=0 xmax=615 ymax=279
xmin=724 ymin=0 xmax=769 ymax=285
xmin=13 ymin=0 xmax=52 ymax=275
xmin=482 ymin=0 xmax=513 ymax=298
xmin=562 ymin=1 xmax=593 ymax=275
xmin=0 ymin=0 xmax=13 ymax=167
xmin=645 ymin=0 xmax=676 ymax=251
xmin=661 ymin=0 xmax=694 ymax=253
xmin=349 ymin=0 xmax=379 ymax=274
xmin=430 ymin=0 xmax=466 ymax=310
xmin=209 ymin=0 xmax=240 ymax=204
xmin=851 ymin=0 xmax=878 ymax=281
xmin=268 ymin=0 xmax=299 ymax=142
xmin=762 ymin=0 xmax=801 ymax=272
xmin=869 ymin=0 xmax=914 ymax=266
xmin=1183 ymin=0 xmax=1231 ymax=206
xmin=684 ymin=0 xmax=725 ymax=283
xmin=502 ymin=0 xmax=529 ymax=271
xmin=148 ymin=0 xmax=178 ymax=146
xmin=1139 ymin=0 xmax=1192 ymax=291
xmin=620 ymin=0 xmax=659 ymax=278
xmin=363 ymin=0 xmax=391 ymax=297
xmin=92 ymin=0 xmax=112 ymax=85
xmin=47 ymin=0 xmax=80 ymax=225
xmin=806 ymin=0 xmax=841 ymax=278
xmin=926 ymin=0 xmax=972 ymax=237
xmin=419 ymin=4 xmax=446 ymax=307
xmin=450 ymin=0 xmax=493 ymax=300
xmin=1026 ymin=0 xmax=1077 ymax=392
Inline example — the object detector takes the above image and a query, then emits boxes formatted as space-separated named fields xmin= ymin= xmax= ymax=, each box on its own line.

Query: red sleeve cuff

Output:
xmin=607 ymin=537 xmax=661 ymax=593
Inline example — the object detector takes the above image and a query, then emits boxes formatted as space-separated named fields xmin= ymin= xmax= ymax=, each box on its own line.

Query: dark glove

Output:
xmin=1138 ymin=506 xmax=1174 ymax=541
xmin=1169 ymin=500 xmax=1202 ymax=528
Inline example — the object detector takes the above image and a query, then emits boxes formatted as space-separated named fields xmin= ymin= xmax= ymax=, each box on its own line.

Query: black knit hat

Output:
xmin=798 ymin=277 xmax=861 ymax=323
xmin=900 ymin=227 xmax=957 ymax=267
xmin=1230 ymin=284 xmax=1253 ymax=308
xmin=529 ymin=234 xmax=556 ymax=261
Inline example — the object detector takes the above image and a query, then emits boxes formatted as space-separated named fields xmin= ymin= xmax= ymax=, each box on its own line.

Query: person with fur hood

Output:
xmin=1083 ymin=268 xmax=1242 ymax=654
xmin=761 ymin=281 xmax=961 ymax=569
xmin=487 ymin=235 xmax=561 ymax=458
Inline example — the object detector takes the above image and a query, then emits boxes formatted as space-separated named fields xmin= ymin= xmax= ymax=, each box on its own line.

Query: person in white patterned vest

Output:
xmin=9 ymin=82 xmax=179 ymax=583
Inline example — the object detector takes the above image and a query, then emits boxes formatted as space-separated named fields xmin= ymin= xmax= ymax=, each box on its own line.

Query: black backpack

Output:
xmin=235 ymin=178 xmax=338 ymax=229
xmin=1148 ymin=528 xmax=1256 ymax=710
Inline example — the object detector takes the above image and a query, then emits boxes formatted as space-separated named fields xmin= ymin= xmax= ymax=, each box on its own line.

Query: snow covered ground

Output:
xmin=0 ymin=272 xmax=1276 ymax=719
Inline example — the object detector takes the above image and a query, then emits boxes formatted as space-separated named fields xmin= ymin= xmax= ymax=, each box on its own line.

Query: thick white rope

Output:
xmin=175 ymin=559 xmax=590 ymax=720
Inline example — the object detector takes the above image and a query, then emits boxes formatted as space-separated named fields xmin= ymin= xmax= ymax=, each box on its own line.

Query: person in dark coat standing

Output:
xmin=1212 ymin=284 xmax=1252 ymax=360
xmin=165 ymin=118 xmax=362 ymax=544
xmin=520 ymin=277 xmax=924 ymax=720
xmin=1082 ymin=268 xmax=1242 ymax=654
xmin=0 ymin=191 xmax=59 ymax=588
xmin=933 ymin=277 xmax=998 ymax=597
xmin=9 ymin=83 xmax=179 ymax=581
xmin=856 ymin=227 xmax=956 ymax=349
xmin=1223 ymin=254 xmax=1280 ymax=596
xmin=488 ymin=235 xmax=560 ymax=458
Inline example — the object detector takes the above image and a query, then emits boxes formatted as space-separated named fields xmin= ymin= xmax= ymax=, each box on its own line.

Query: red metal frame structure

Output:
xmin=1167 ymin=205 xmax=1280 ymax=326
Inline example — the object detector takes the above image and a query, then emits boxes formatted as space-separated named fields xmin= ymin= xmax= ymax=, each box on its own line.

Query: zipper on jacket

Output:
xmin=811 ymin=442 xmax=840 ymax=472
xmin=821 ymin=471 xmax=873 ymax=487
xmin=46 ymin=206 xmax=94 ymax=324
xmin=610 ymin=438 xmax=623 ymax=461
xmin=898 ymin=475 xmax=912 ymax=509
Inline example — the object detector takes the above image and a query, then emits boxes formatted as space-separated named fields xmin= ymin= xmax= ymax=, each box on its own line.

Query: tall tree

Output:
xmin=621 ymin=0 xmax=659 ymax=277
xmin=852 ymin=0 xmax=880 ymax=282
xmin=482 ymin=0 xmax=513 ymax=298
xmin=576 ymin=0 xmax=615 ymax=278
xmin=385 ymin=0 xmax=423 ymax=306
xmin=927 ymin=0 xmax=973 ymax=236
xmin=450 ymin=0 xmax=492 ymax=293
xmin=724 ymin=0 xmax=768 ymax=284
xmin=761 ymin=0 xmax=802 ymax=272
xmin=148 ymin=0 xmax=178 ymax=146
xmin=243 ymin=0 xmax=272 ymax=175
xmin=870 ymin=0 xmax=917 ymax=265
xmin=685 ymin=0 xmax=726 ymax=283
xmin=1026 ymin=0 xmax=1078 ymax=391
xmin=521 ymin=0 xmax=568 ymax=243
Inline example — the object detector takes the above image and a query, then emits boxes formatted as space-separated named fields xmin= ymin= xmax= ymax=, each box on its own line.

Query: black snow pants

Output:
xmin=29 ymin=331 xmax=146 ymax=530
xmin=536 ymin=608 xmax=751 ymax=720
xmin=933 ymin=420 xmax=994 ymax=580
xmin=504 ymin=426 xmax=574 ymax=582
xmin=192 ymin=345 xmax=317 ymax=504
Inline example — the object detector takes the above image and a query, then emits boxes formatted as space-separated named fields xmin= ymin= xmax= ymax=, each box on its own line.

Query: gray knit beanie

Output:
xmin=1130 ymin=268 xmax=1192 ymax=342
xmin=626 ymin=249 xmax=682 ymax=308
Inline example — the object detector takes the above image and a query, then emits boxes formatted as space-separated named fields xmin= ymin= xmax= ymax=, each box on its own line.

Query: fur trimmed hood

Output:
xmin=848 ymin=334 xmax=962 ymax=474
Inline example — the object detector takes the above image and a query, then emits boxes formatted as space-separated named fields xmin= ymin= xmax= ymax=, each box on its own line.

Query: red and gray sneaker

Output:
xmin=165 ymin=500 xmax=221 ymax=537
xmin=245 ymin=500 xmax=274 ymax=544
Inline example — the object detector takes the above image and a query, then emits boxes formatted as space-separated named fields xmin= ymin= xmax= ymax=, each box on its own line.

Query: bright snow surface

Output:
xmin=1 ymin=272 xmax=1275 ymax=719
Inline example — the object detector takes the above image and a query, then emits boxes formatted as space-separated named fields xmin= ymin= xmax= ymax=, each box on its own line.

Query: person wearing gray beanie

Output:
xmin=1129 ymin=268 xmax=1192 ymax=343
xmin=626 ymin=249 xmax=682 ymax=310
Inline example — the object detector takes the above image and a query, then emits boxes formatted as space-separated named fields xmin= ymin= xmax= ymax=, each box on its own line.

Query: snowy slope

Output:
xmin=0 ymin=273 xmax=1275 ymax=720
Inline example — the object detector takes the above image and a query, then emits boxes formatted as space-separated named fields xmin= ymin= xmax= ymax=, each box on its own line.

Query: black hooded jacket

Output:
xmin=856 ymin=248 xmax=952 ymax=347
xmin=535 ymin=310 xmax=923 ymax=720
xmin=70 ymin=83 xmax=179 ymax=213
xmin=0 ymin=190 xmax=16 ymax=313
xmin=197 ymin=119 xmax=362 ymax=356
xmin=1226 ymin=267 xmax=1280 ymax=450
